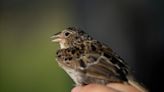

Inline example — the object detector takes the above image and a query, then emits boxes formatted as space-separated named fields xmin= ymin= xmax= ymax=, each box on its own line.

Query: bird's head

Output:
xmin=51 ymin=27 xmax=92 ymax=49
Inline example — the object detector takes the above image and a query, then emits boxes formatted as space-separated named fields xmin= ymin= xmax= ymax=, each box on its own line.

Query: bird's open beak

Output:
xmin=51 ymin=32 xmax=62 ymax=42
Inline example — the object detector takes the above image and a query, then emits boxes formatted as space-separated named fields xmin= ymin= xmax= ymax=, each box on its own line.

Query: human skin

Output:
xmin=71 ymin=83 xmax=141 ymax=92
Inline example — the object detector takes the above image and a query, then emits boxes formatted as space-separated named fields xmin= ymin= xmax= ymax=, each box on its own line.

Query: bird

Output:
xmin=51 ymin=27 xmax=148 ymax=92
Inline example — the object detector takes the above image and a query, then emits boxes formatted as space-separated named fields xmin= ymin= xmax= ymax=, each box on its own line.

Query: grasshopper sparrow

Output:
xmin=51 ymin=27 xmax=147 ymax=92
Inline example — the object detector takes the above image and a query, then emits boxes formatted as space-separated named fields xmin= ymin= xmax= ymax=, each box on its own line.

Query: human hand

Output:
xmin=72 ymin=83 xmax=141 ymax=92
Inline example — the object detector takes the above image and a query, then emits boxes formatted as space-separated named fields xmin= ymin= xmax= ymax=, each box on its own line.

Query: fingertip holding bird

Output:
xmin=71 ymin=84 xmax=117 ymax=92
xmin=71 ymin=86 xmax=82 ymax=92
xmin=72 ymin=83 xmax=142 ymax=92
xmin=107 ymin=83 xmax=141 ymax=92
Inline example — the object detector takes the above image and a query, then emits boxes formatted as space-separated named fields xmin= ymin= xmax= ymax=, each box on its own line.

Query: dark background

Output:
xmin=0 ymin=0 xmax=163 ymax=92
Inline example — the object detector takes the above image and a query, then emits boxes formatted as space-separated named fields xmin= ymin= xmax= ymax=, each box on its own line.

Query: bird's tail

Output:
xmin=128 ymin=76 xmax=148 ymax=92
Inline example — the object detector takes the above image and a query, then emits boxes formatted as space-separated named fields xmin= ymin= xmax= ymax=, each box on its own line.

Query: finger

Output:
xmin=107 ymin=83 xmax=141 ymax=92
xmin=72 ymin=84 xmax=118 ymax=92
xmin=71 ymin=86 xmax=82 ymax=92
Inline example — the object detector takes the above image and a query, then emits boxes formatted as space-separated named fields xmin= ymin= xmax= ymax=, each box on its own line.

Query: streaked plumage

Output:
xmin=51 ymin=27 xmax=148 ymax=92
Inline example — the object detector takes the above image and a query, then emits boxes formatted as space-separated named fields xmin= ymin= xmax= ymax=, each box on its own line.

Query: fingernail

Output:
xmin=71 ymin=86 xmax=82 ymax=92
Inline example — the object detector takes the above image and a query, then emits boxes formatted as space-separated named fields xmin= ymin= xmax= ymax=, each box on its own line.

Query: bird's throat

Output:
xmin=59 ymin=42 xmax=69 ymax=49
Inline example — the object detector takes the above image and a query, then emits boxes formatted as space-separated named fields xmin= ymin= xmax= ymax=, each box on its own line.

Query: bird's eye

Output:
xmin=64 ymin=32 xmax=70 ymax=36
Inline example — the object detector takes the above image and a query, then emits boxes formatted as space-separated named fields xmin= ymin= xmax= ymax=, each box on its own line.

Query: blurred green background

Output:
xmin=0 ymin=0 xmax=76 ymax=92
